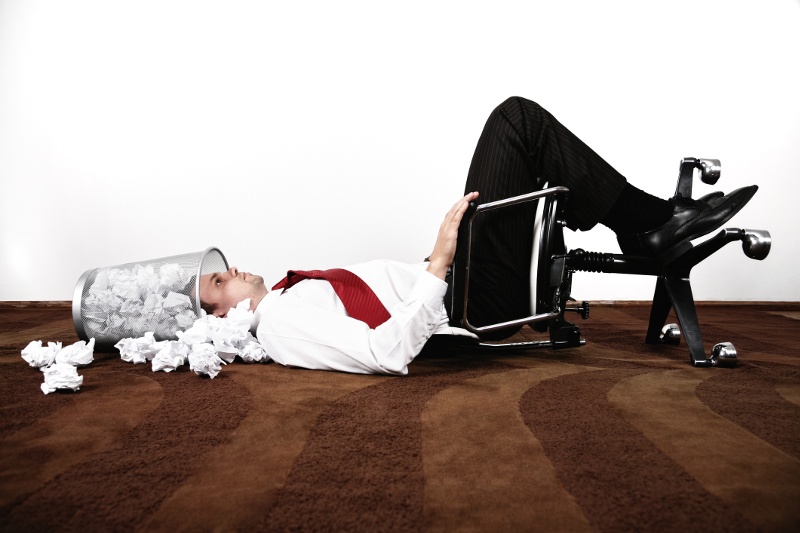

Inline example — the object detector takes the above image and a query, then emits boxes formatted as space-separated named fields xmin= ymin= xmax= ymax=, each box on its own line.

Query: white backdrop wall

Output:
xmin=1 ymin=0 xmax=798 ymax=302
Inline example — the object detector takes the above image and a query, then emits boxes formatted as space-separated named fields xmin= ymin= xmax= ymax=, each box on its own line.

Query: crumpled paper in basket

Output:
xmin=82 ymin=263 xmax=197 ymax=341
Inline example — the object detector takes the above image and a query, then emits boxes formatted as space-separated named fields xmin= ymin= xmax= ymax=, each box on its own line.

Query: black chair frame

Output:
xmin=450 ymin=185 xmax=586 ymax=351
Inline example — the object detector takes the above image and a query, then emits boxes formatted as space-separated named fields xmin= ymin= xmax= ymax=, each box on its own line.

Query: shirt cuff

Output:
xmin=410 ymin=269 xmax=448 ymax=304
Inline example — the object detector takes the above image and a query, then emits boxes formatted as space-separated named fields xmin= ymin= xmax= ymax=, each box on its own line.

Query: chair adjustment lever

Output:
xmin=564 ymin=301 xmax=590 ymax=319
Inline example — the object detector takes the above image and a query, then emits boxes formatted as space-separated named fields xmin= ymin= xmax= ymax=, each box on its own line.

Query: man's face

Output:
xmin=199 ymin=266 xmax=268 ymax=317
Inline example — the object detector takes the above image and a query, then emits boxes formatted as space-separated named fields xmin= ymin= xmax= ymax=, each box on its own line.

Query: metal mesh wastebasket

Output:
xmin=72 ymin=247 xmax=229 ymax=348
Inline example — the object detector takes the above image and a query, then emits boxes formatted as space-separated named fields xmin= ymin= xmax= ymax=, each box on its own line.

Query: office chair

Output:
xmin=449 ymin=158 xmax=771 ymax=367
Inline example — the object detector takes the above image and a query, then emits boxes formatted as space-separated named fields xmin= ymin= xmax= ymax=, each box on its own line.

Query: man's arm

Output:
xmin=426 ymin=192 xmax=479 ymax=280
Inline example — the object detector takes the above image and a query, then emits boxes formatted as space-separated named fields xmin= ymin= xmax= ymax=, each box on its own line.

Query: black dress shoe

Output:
xmin=617 ymin=185 xmax=758 ymax=256
xmin=697 ymin=191 xmax=724 ymax=203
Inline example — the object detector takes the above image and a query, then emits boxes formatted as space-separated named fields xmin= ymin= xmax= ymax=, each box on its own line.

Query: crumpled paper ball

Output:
xmin=115 ymin=332 xmax=163 ymax=364
xmin=40 ymin=363 xmax=84 ymax=394
xmin=21 ymin=340 xmax=62 ymax=368
xmin=187 ymin=343 xmax=225 ymax=378
xmin=151 ymin=340 xmax=190 ymax=373
xmin=55 ymin=338 xmax=95 ymax=366
xmin=238 ymin=335 xmax=268 ymax=363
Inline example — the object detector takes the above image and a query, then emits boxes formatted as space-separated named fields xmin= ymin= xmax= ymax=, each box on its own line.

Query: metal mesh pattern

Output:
xmin=72 ymin=247 xmax=229 ymax=348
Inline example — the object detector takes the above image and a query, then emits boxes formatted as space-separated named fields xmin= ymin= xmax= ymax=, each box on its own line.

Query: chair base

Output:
xmin=646 ymin=276 xmax=712 ymax=367
xmin=567 ymin=227 xmax=770 ymax=367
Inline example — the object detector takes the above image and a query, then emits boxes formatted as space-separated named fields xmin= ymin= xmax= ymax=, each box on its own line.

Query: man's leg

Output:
xmin=465 ymin=96 xmax=629 ymax=230
xmin=462 ymin=96 xmax=628 ymax=336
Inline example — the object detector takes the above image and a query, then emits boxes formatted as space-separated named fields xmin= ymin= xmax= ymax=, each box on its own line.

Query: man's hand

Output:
xmin=426 ymin=192 xmax=479 ymax=280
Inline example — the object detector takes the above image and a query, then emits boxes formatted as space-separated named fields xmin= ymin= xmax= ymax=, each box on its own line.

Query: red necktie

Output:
xmin=271 ymin=269 xmax=391 ymax=329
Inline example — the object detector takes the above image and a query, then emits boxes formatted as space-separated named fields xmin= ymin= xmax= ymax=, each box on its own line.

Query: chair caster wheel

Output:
xmin=742 ymin=229 xmax=771 ymax=260
xmin=699 ymin=158 xmax=721 ymax=185
xmin=712 ymin=342 xmax=737 ymax=368
xmin=659 ymin=323 xmax=681 ymax=345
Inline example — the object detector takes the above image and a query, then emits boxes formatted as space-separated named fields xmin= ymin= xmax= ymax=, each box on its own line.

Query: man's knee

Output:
xmin=497 ymin=96 xmax=542 ymax=114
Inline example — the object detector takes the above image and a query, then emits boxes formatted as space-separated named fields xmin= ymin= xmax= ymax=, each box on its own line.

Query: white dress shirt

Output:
xmin=254 ymin=260 xmax=476 ymax=375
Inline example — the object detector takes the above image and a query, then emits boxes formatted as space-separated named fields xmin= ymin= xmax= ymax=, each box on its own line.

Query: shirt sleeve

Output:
xmin=256 ymin=271 xmax=447 ymax=375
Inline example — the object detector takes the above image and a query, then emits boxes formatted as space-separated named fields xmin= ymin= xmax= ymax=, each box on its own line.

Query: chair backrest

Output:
xmin=449 ymin=186 xmax=570 ymax=336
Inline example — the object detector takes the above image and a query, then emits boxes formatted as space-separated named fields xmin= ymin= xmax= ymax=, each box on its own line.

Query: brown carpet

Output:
xmin=1 ymin=302 xmax=799 ymax=532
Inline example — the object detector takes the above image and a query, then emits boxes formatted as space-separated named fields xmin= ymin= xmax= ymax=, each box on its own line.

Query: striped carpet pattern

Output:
xmin=1 ymin=303 xmax=798 ymax=532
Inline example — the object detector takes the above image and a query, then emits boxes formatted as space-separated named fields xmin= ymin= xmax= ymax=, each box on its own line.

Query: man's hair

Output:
xmin=199 ymin=299 xmax=216 ymax=315
xmin=190 ymin=274 xmax=217 ymax=315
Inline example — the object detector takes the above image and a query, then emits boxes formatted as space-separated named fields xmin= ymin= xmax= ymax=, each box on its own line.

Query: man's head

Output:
xmin=199 ymin=266 xmax=268 ymax=317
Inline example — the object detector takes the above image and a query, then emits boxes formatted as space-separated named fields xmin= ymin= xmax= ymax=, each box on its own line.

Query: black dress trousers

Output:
xmin=462 ymin=96 xmax=628 ymax=337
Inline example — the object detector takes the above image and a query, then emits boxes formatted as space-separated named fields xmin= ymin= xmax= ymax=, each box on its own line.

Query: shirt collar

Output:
xmin=250 ymin=291 xmax=273 ymax=335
